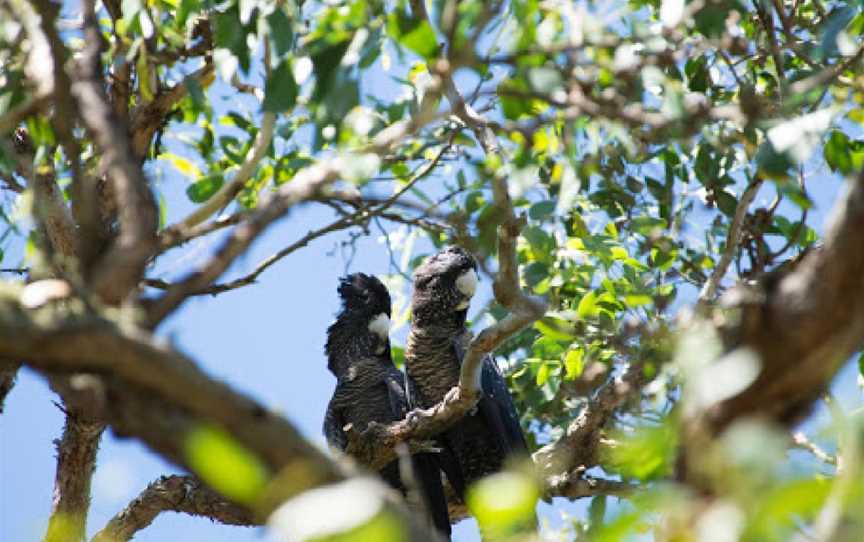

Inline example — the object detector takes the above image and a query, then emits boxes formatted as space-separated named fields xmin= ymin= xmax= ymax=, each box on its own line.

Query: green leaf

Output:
xmin=184 ymin=424 xmax=268 ymax=505
xmin=715 ymin=189 xmax=738 ymax=217
xmin=824 ymin=129 xmax=853 ymax=174
xmin=534 ymin=317 xmax=576 ymax=341
xmin=535 ymin=361 xmax=551 ymax=386
xmin=387 ymin=10 xmax=439 ymax=59
xmin=213 ymin=6 xmax=251 ymax=73
xmin=577 ymin=290 xmax=598 ymax=319
xmin=588 ymin=495 xmax=607 ymax=529
xmin=311 ymin=41 xmax=351 ymax=101
xmin=529 ymin=200 xmax=556 ymax=220
xmin=624 ymin=294 xmax=652 ymax=307
xmin=467 ymin=472 xmax=539 ymax=539
xmin=263 ymin=60 xmax=298 ymax=112
xmin=564 ymin=348 xmax=584 ymax=380
xmin=186 ymin=174 xmax=224 ymax=203
xmin=755 ymin=140 xmax=794 ymax=180
xmin=498 ymin=77 xmax=533 ymax=120
xmin=266 ymin=9 xmax=294 ymax=58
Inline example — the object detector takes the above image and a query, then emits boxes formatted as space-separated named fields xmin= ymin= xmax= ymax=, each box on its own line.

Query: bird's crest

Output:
xmin=414 ymin=246 xmax=476 ymax=286
xmin=336 ymin=273 xmax=392 ymax=317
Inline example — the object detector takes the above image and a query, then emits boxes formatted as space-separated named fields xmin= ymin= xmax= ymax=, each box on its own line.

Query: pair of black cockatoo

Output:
xmin=323 ymin=247 xmax=529 ymax=539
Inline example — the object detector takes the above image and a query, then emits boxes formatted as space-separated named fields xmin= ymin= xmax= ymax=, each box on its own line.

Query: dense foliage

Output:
xmin=3 ymin=0 xmax=864 ymax=540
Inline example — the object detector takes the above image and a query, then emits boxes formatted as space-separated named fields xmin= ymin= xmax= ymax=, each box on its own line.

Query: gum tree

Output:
xmin=2 ymin=0 xmax=864 ymax=540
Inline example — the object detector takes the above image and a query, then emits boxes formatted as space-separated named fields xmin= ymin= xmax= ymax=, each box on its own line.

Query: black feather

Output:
xmin=323 ymin=273 xmax=451 ymax=538
xmin=406 ymin=247 xmax=531 ymax=500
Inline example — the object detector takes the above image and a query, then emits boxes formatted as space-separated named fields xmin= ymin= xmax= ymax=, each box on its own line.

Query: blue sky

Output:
xmin=3 ymin=2 xmax=864 ymax=541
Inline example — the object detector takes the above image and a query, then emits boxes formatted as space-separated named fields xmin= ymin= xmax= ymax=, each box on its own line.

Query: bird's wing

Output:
xmin=406 ymin=371 xmax=467 ymax=502
xmin=480 ymin=353 xmax=530 ymax=455
xmin=454 ymin=336 xmax=529 ymax=456
xmin=383 ymin=367 xmax=409 ymax=418
xmin=323 ymin=389 xmax=348 ymax=450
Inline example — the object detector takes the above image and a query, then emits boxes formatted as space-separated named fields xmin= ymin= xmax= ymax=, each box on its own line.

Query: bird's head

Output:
xmin=411 ymin=246 xmax=479 ymax=327
xmin=325 ymin=273 xmax=393 ymax=375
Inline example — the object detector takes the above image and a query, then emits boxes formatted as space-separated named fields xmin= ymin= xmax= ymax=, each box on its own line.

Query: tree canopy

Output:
xmin=2 ymin=0 xmax=864 ymax=540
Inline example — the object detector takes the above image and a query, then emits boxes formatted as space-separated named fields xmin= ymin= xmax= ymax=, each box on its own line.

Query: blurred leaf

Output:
xmin=604 ymin=423 xmax=678 ymax=481
xmin=577 ymin=290 xmax=598 ymax=318
xmin=386 ymin=7 xmax=439 ymax=59
xmin=564 ymin=348 xmax=584 ymax=379
xmin=186 ymin=174 xmax=224 ymax=203
xmin=264 ymin=60 xmax=299 ymax=112
xmin=468 ymin=471 xmax=539 ymax=539
xmin=267 ymin=8 xmax=294 ymax=58
xmin=184 ymin=425 xmax=268 ymax=505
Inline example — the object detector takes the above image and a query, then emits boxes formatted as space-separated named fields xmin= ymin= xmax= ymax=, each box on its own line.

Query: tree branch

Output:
xmin=44 ymin=410 xmax=104 ymax=542
xmin=698 ymin=177 xmax=764 ymax=304
xmin=532 ymin=362 xmax=648 ymax=491
xmin=91 ymin=475 xmax=255 ymax=542
xmin=0 ymin=94 xmax=49 ymax=135
xmin=161 ymin=109 xmax=274 ymax=241
xmin=146 ymin=105 xmax=443 ymax=325
xmin=71 ymin=0 xmax=159 ymax=303
xmin=129 ymin=63 xmax=215 ymax=160
xmin=0 ymin=296 xmax=436 ymax=540
xmin=703 ymin=170 xmax=864 ymax=432
xmin=0 ymin=360 xmax=19 ymax=414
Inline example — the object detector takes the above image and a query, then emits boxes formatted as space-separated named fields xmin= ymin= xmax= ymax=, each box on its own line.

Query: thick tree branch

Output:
xmin=71 ymin=0 xmax=158 ymax=302
xmin=91 ymin=475 xmax=255 ymax=542
xmin=0 ymin=360 xmax=19 ymax=414
xmin=703 ymin=170 xmax=864 ymax=432
xmin=44 ymin=410 xmax=104 ymax=542
xmin=0 ymin=296 xmax=436 ymax=540
xmin=532 ymin=362 xmax=648 ymax=491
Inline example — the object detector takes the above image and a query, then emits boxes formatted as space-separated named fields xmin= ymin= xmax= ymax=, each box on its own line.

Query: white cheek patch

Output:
xmin=367 ymin=313 xmax=391 ymax=341
xmin=455 ymin=269 xmax=479 ymax=298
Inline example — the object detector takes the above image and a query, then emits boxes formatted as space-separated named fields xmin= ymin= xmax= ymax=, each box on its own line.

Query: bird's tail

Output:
xmin=412 ymin=453 xmax=452 ymax=540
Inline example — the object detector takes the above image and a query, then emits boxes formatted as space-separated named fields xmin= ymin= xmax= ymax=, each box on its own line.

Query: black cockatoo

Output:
xmin=323 ymin=273 xmax=451 ymax=538
xmin=405 ymin=247 xmax=530 ymax=498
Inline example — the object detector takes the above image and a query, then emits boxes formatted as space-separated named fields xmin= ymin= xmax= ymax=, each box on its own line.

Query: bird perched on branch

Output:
xmin=323 ymin=273 xmax=451 ymax=538
xmin=405 ymin=247 xmax=530 ymax=499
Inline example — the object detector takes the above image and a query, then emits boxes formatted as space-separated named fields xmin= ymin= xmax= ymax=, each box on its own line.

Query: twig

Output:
xmin=791 ymin=431 xmax=836 ymax=466
xmin=157 ymin=212 xmax=245 ymax=252
xmin=91 ymin=475 xmax=255 ymax=542
xmin=145 ymin=213 xmax=359 ymax=296
xmin=158 ymin=110 xmax=274 ymax=237
xmin=146 ymin=99 xmax=443 ymax=325
xmin=533 ymin=362 xmax=648 ymax=491
xmin=0 ymin=361 xmax=19 ymax=414
xmin=789 ymin=42 xmax=864 ymax=97
xmin=698 ymin=177 xmax=764 ymax=304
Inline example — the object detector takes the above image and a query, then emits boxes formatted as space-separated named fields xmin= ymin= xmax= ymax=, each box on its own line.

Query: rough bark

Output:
xmin=91 ymin=475 xmax=254 ymax=542
xmin=704 ymin=172 xmax=864 ymax=432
